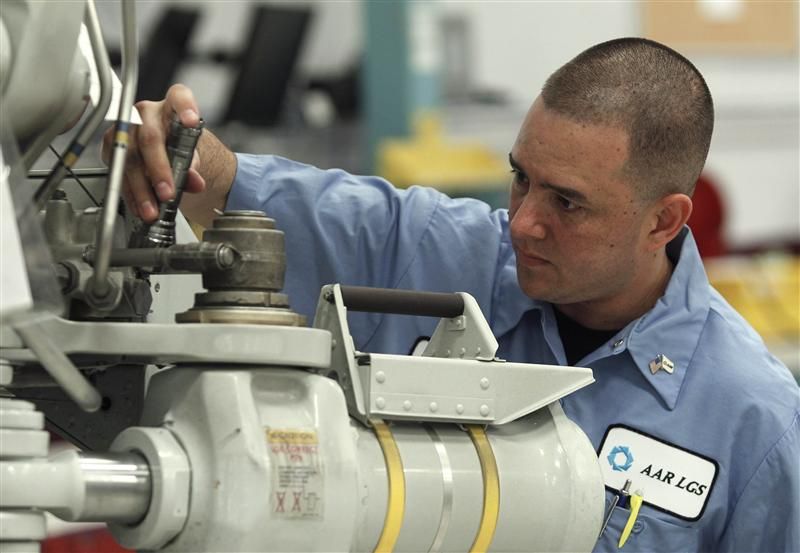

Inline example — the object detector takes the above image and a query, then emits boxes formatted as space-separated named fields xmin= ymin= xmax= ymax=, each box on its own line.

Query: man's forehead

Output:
xmin=514 ymin=103 xmax=630 ymax=168
xmin=511 ymin=107 xmax=636 ymax=202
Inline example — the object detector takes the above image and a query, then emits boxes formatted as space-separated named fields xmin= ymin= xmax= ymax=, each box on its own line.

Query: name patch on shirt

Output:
xmin=598 ymin=425 xmax=718 ymax=520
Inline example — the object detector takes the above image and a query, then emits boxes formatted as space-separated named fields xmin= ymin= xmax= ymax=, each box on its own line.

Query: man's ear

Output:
xmin=646 ymin=194 xmax=693 ymax=251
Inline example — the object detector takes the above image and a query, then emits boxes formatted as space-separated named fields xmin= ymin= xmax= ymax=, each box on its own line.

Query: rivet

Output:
xmin=444 ymin=349 xmax=451 ymax=357
xmin=375 ymin=371 xmax=386 ymax=384
xmin=429 ymin=402 xmax=438 ymax=412
xmin=459 ymin=347 xmax=466 ymax=358
xmin=480 ymin=404 xmax=490 ymax=417
xmin=456 ymin=404 xmax=465 ymax=414
xmin=480 ymin=377 xmax=490 ymax=390
xmin=476 ymin=346 xmax=481 ymax=355
xmin=375 ymin=397 xmax=386 ymax=409
xmin=403 ymin=400 xmax=413 ymax=411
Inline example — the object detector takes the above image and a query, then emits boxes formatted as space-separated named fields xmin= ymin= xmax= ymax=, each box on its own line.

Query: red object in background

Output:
xmin=688 ymin=174 xmax=727 ymax=258
xmin=42 ymin=528 xmax=132 ymax=553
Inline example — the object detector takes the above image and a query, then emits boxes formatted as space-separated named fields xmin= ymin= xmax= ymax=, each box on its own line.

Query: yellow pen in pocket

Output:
xmin=618 ymin=490 xmax=644 ymax=549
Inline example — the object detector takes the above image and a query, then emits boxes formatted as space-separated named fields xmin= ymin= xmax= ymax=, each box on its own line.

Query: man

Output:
xmin=118 ymin=38 xmax=799 ymax=552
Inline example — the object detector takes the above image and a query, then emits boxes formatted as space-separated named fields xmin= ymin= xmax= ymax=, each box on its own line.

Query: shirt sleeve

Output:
xmin=718 ymin=412 xmax=800 ymax=553
xmin=226 ymin=154 xmax=510 ymax=353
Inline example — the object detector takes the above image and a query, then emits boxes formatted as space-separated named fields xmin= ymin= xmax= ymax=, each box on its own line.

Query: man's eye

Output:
xmin=510 ymin=169 xmax=529 ymax=188
xmin=556 ymin=195 xmax=580 ymax=212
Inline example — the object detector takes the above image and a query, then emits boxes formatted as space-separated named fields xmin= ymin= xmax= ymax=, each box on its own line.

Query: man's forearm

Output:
xmin=182 ymin=129 xmax=237 ymax=228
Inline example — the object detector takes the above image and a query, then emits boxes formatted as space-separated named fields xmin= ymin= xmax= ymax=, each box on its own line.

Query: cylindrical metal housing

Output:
xmin=201 ymin=211 xmax=286 ymax=291
xmin=131 ymin=365 xmax=604 ymax=552
xmin=177 ymin=210 xmax=304 ymax=325
xmin=78 ymin=452 xmax=152 ymax=524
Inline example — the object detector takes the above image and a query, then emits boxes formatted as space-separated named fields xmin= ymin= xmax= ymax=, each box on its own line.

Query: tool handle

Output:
xmin=334 ymin=285 xmax=465 ymax=318
xmin=145 ymin=117 xmax=204 ymax=247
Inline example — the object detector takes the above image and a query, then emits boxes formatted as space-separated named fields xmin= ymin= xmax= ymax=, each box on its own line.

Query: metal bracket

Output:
xmin=312 ymin=284 xmax=366 ymax=422
xmin=312 ymin=284 xmax=595 ymax=426
xmin=422 ymin=292 xmax=498 ymax=361
xmin=1 ymin=312 xmax=331 ymax=369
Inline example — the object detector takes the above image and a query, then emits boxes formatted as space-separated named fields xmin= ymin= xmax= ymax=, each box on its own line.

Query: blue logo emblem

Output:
xmin=607 ymin=445 xmax=634 ymax=472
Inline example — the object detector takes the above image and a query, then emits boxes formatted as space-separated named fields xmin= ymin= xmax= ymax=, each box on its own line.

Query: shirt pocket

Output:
xmin=595 ymin=505 xmax=703 ymax=553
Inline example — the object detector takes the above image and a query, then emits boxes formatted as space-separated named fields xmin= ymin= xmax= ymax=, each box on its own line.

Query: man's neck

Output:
xmin=556 ymin=251 xmax=674 ymax=330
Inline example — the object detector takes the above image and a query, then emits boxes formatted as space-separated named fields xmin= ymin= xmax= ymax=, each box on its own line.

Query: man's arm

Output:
xmin=180 ymin=129 xmax=236 ymax=228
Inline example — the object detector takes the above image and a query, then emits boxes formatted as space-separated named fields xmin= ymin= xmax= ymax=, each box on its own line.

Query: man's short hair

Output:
xmin=542 ymin=37 xmax=714 ymax=200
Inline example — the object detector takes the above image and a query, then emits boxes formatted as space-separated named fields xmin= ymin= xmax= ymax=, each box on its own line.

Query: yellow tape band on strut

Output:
xmin=372 ymin=419 xmax=405 ymax=553
xmin=63 ymin=152 xmax=79 ymax=167
xmin=467 ymin=425 xmax=500 ymax=553
xmin=115 ymin=130 xmax=129 ymax=147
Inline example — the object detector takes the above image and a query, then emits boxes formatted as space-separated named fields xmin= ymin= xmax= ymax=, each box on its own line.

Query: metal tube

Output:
xmin=83 ymin=242 xmax=238 ymax=272
xmin=13 ymin=318 xmax=102 ymax=412
xmin=34 ymin=0 xmax=113 ymax=208
xmin=78 ymin=452 xmax=152 ymax=524
xmin=90 ymin=0 xmax=137 ymax=300
xmin=27 ymin=168 xmax=109 ymax=180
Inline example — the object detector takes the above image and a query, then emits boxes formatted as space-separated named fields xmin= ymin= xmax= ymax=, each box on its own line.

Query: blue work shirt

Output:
xmin=228 ymin=154 xmax=800 ymax=553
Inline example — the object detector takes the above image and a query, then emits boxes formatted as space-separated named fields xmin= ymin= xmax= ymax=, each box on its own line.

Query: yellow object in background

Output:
xmin=707 ymin=255 xmax=800 ymax=341
xmin=706 ymin=254 xmax=800 ymax=379
xmin=377 ymin=112 xmax=509 ymax=192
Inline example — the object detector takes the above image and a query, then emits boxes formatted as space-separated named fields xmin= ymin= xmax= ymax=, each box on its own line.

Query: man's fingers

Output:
xmin=100 ymin=127 xmax=113 ymax=164
xmin=135 ymin=102 xmax=175 ymax=201
xmin=112 ymin=85 xmax=203 ymax=223
xmin=126 ymin=163 xmax=159 ymax=223
xmin=122 ymin=186 xmax=139 ymax=219
xmin=185 ymin=168 xmax=206 ymax=194
xmin=164 ymin=84 xmax=200 ymax=128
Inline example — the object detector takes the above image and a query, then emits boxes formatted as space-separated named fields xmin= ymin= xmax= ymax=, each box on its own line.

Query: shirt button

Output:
xmin=612 ymin=339 xmax=625 ymax=350
xmin=632 ymin=520 xmax=645 ymax=534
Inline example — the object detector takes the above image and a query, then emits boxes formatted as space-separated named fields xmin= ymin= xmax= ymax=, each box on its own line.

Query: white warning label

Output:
xmin=266 ymin=428 xmax=324 ymax=519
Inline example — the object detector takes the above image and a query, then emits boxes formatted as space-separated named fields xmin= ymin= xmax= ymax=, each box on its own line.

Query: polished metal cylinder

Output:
xmin=78 ymin=452 xmax=152 ymax=524
xmin=201 ymin=211 xmax=286 ymax=291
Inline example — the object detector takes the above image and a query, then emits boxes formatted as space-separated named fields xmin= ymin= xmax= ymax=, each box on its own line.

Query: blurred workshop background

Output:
xmin=92 ymin=0 xmax=799 ymax=376
xmin=37 ymin=2 xmax=797 ymax=551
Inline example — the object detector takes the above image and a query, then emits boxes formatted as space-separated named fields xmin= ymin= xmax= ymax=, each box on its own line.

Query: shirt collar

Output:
xmin=625 ymin=227 xmax=710 ymax=410
xmin=497 ymin=227 xmax=710 ymax=411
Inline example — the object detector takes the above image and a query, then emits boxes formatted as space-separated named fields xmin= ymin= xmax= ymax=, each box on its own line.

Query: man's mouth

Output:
xmin=515 ymin=248 xmax=550 ymax=268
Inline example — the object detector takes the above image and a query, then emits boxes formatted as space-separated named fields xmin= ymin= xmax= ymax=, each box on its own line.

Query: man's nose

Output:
xmin=510 ymin=196 xmax=547 ymax=240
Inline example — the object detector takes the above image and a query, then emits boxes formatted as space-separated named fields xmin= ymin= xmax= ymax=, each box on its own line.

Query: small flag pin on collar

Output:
xmin=649 ymin=354 xmax=675 ymax=375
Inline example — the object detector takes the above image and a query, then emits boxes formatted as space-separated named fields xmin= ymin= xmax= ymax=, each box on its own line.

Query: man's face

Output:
xmin=509 ymin=97 xmax=652 ymax=308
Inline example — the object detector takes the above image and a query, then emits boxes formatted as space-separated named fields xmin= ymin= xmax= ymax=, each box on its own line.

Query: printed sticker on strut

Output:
xmin=266 ymin=428 xmax=324 ymax=520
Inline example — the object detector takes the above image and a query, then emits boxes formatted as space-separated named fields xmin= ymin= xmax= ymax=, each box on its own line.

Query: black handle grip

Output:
xmin=335 ymin=285 xmax=464 ymax=318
